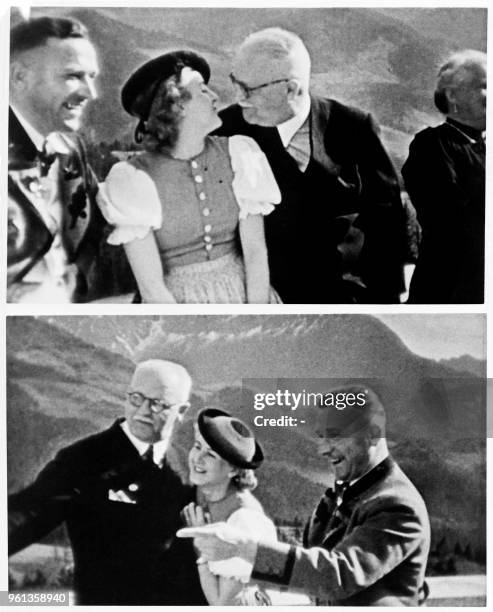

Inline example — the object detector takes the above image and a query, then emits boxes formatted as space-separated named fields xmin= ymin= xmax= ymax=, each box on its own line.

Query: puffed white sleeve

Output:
xmin=97 ymin=161 xmax=162 ymax=245
xmin=207 ymin=509 xmax=277 ymax=581
xmin=228 ymin=135 xmax=281 ymax=220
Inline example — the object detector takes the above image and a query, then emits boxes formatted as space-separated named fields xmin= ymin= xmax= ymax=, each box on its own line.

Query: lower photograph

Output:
xmin=6 ymin=314 xmax=486 ymax=606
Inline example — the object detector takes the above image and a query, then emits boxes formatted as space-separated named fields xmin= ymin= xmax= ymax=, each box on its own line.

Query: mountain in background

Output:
xmin=27 ymin=7 xmax=486 ymax=169
xmin=7 ymin=315 xmax=485 ymax=556
xmin=438 ymin=355 xmax=486 ymax=378
xmin=374 ymin=8 xmax=486 ymax=49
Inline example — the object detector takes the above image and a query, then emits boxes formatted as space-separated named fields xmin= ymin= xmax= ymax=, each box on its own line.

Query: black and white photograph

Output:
xmin=6 ymin=314 xmax=486 ymax=605
xmin=6 ymin=6 xmax=487 ymax=304
xmin=2 ymin=3 xmax=490 ymax=609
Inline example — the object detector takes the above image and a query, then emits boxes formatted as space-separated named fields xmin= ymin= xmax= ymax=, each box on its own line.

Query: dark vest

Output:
xmin=260 ymin=142 xmax=352 ymax=303
xmin=217 ymin=104 xmax=379 ymax=303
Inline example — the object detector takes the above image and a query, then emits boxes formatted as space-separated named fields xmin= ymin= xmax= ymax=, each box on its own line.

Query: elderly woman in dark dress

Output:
xmin=402 ymin=49 xmax=486 ymax=304
xmin=99 ymin=51 xmax=280 ymax=303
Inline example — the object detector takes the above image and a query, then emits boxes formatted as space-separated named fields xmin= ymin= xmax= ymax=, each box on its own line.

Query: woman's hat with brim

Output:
xmin=121 ymin=50 xmax=211 ymax=121
xmin=197 ymin=408 xmax=264 ymax=470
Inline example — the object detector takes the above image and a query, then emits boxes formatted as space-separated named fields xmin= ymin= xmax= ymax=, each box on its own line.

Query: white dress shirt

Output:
xmin=277 ymin=96 xmax=311 ymax=147
xmin=121 ymin=420 xmax=169 ymax=466
xmin=277 ymin=97 xmax=312 ymax=172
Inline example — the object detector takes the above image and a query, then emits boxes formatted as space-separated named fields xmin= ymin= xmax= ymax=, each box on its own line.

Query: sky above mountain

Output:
xmin=376 ymin=314 xmax=485 ymax=360
xmin=45 ymin=313 xmax=485 ymax=364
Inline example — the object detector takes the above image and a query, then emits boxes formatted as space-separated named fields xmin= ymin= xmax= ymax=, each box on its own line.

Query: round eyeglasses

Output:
xmin=229 ymin=73 xmax=290 ymax=99
xmin=127 ymin=391 xmax=174 ymax=414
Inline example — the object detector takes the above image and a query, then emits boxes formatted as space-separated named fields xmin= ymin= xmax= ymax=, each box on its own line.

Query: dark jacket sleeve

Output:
xmin=8 ymin=448 xmax=79 ymax=555
xmin=68 ymin=134 xmax=108 ymax=301
xmin=348 ymin=112 xmax=407 ymax=301
xmin=253 ymin=496 xmax=427 ymax=601
xmin=216 ymin=104 xmax=250 ymax=137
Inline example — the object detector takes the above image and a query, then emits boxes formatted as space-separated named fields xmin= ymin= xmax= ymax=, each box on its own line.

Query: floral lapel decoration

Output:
xmin=45 ymin=132 xmax=90 ymax=228
xmin=68 ymin=184 xmax=89 ymax=228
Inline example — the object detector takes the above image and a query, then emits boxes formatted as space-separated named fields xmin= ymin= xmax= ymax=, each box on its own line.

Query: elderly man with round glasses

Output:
xmin=8 ymin=360 xmax=208 ymax=606
xmin=218 ymin=27 xmax=408 ymax=304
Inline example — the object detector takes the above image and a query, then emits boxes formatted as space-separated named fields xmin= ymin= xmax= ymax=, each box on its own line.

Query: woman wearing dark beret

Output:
xmin=181 ymin=408 xmax=276 ymax=605
xmin=402 ymin=49 xmax=486 ymax=304
xmin=99 ymin=51 xmax=281 ymax=303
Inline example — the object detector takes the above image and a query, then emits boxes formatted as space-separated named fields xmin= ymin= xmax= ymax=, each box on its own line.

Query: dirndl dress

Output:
xmin=99 ymin=135 xmax=281 ymax=303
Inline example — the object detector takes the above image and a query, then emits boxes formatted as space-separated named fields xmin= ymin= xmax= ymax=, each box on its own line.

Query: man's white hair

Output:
xmin=434 ymin=49 xmax=486 ymax=114
xmin=238 ymin=27 xmax=311 ymax=86
xmin=131 ymin=359 xmax=192 ymax=402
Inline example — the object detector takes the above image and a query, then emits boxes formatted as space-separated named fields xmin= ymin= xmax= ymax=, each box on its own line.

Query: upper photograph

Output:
xmin=6 ymin=7 xmax=487 ymax=304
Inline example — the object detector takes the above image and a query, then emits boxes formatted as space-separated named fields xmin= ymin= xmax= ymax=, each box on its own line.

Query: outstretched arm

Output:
xmin=179 ymin=497 xmax=427 ymax=601
xmin=9 ymin=450 xmax=78 ymax=555
xmin=254 ymin=500 xmax=426 ymax=601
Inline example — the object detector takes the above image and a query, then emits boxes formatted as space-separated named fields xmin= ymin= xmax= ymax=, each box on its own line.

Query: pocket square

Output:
xmin=108 ymin=488 xmax=136 ymax=504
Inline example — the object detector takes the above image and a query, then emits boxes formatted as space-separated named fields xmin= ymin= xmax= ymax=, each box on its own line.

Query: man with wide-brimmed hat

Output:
xmin=8 ymin=360 xmax=208 ymax=605
xmin=180 ymin=386 xmax=431 ymax=605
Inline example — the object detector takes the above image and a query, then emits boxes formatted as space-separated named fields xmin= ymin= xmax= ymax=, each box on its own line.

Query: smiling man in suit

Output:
xmin=8 ymin=360 xmax=207 ymax=605
xmin=8 ymin=16 xmax=104 ymax=302
xmin=181 ymin=386 xmax=431 ymax=605
xmin=217 ymin=28 xmax=407 ymax=304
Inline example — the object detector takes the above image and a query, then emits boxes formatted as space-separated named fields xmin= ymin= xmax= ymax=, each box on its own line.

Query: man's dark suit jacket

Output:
xmin=218 ymin=98 xmax=407 ymax=303
xmin=8 ymin=420 xmax=207 ymax=606
xmin=252 ymin=457 xmax=430 ymax=605
xmin=8 ymin=108 xmax=104 ymax=301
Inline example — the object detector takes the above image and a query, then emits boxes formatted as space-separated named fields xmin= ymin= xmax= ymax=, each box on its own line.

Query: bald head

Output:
xmin=125 ymin=360 xmax=192 ymax=444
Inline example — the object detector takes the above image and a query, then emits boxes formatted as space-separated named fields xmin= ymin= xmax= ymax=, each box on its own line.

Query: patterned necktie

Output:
xmin=308 ymin=459 xmax=394 ymax=552
xmin=39 ymin=132 xmax=73 ymax=177
xmin=286 ymin=120 xmax=311 ymax=172
xmin=306 ymin=482 xmax=349 ymax=549
xmin=334 ymin=480 xmax=350 ymax=499
xmin=321 ymin=481 xmax=352 ymax=548
xmin=39 ymin=141 xmax=58 ymax=177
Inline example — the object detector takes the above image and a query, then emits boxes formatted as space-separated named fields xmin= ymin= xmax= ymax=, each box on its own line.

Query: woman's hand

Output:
xmin=182 ymin=502 xmax=210 ymax=527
